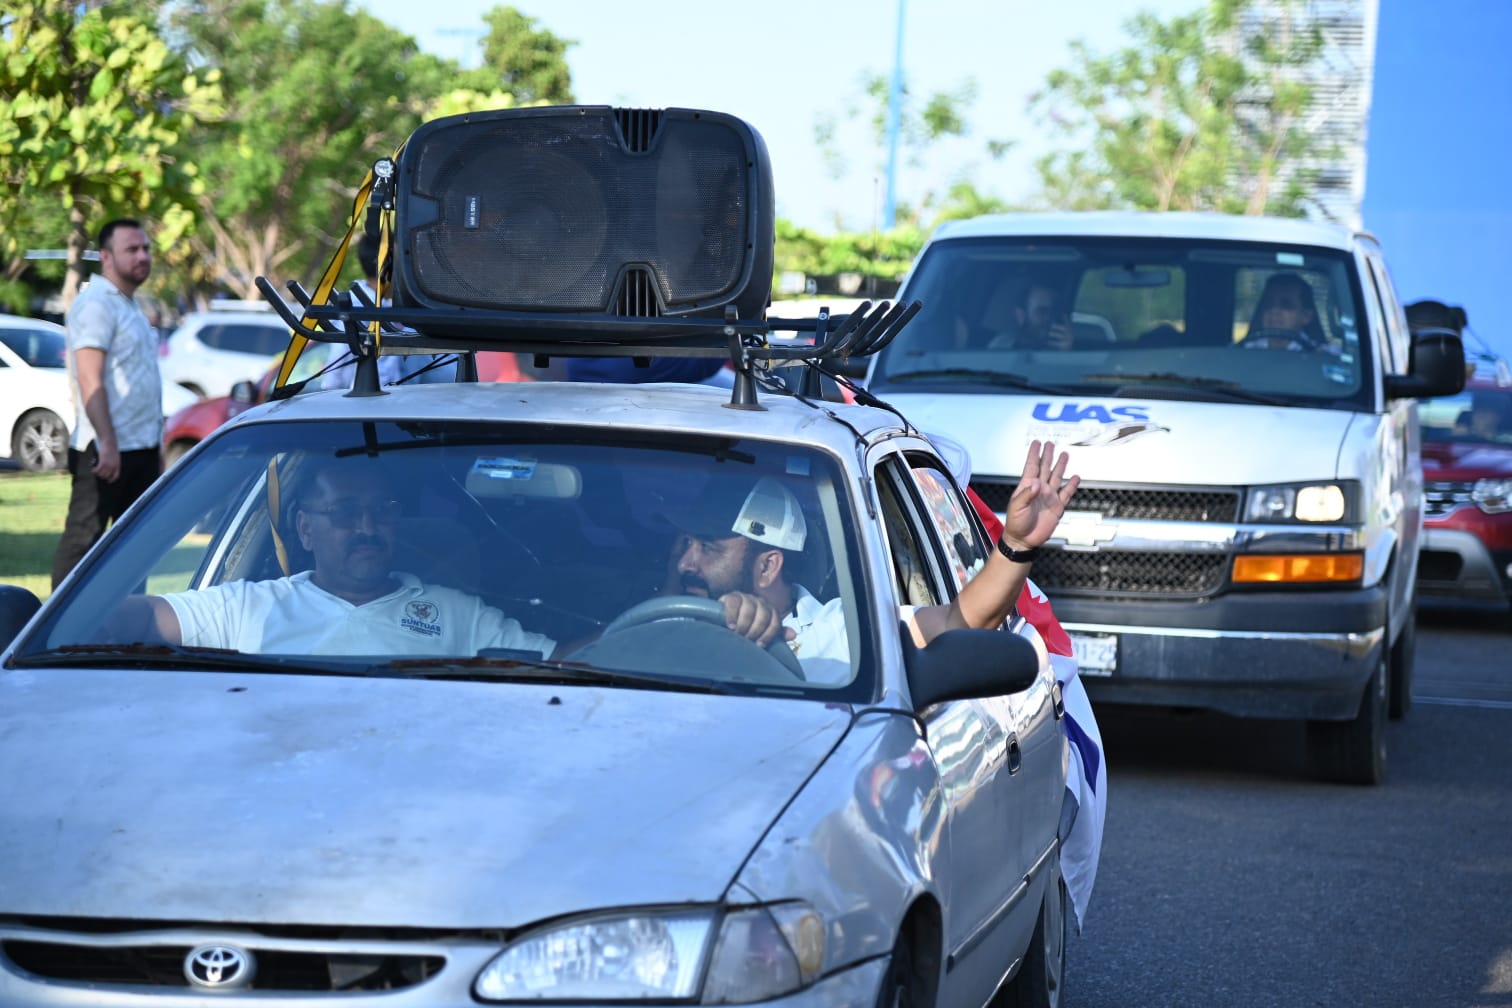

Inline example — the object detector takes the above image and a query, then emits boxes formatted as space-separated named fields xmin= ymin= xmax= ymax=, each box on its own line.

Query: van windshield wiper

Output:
xmin=1078 ymin=371 xmax=1291 ymax=405
xmin=376 ymin=650 xmax=727 ymax=693
xmin=883 ymin=368 xmax=1067 ymax=394
xmin=16 ymin=643 xmax=349 ymax=676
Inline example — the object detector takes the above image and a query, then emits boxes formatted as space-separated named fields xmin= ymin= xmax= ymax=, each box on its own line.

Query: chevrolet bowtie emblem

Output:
xmin=1052 ymin=511 xmax=1117 ymax=548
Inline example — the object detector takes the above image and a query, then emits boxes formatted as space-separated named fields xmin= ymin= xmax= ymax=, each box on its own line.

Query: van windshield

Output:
xmin=871 ymin=236 xmax=1375 ymax=412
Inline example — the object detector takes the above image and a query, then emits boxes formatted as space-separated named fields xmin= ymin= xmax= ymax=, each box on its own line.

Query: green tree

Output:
xmin=0 ymin=0 xmax=223 ymax=307
xmin=165 ymin=0 xmax=459 ymax=300
xmin=464 ymin=5 xmax=574 ymax=104
xmin=1030 ymin=0 xmax=1328 ymax=215
xmin=813 ymin=71 xmax=1013 ymax=233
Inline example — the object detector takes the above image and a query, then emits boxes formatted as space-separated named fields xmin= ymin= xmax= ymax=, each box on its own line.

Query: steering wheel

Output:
xmin=602 ymin=596 xmax=806 ymax=681
xmin=1240 ymin=327 xmax=1323 ymax=352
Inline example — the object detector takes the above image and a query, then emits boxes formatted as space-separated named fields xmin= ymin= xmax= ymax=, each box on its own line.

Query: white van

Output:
xmin=867 ymin=212 xmax=1465 ymax=784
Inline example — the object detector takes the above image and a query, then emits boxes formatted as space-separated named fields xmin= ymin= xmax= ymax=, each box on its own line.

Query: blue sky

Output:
xmin=356 ymin=0 xmax=1509 ymax=357
xmin=356 ymin=0 xmax=1199 ymax=232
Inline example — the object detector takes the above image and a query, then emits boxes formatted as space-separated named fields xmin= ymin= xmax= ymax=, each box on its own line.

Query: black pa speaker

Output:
xmin=392 ymin=106 xmax=775 ymax=321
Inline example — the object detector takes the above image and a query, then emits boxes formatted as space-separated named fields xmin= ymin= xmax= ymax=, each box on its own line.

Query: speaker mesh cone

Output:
xmin=397 ymin=108 xmax=768 ymax=317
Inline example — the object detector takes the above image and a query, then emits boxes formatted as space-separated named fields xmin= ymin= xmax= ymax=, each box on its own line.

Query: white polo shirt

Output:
xmin=66 ymin=276 xmax=163 ymax=452
xmin=786 ymin=584 xmax=852 ymax=685
xmin=164 ymin=571 xmax=556 ymax=658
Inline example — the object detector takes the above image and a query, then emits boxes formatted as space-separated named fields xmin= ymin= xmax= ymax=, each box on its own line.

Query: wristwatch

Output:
xmin=996 ymin=539 xmax=1041 ymax=564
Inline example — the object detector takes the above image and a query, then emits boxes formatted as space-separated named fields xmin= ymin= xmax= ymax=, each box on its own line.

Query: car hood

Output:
xmin=1421 ymin=439 xmax=1512 ymax=480
xmin=882 ymin=393 xmax=1354 ymax=485
xmin=0 ymin=667 xmax=851 ymax=928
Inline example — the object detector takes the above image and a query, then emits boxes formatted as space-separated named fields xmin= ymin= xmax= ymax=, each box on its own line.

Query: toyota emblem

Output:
xmin=184 ymin=943 xmax=257 ymax=989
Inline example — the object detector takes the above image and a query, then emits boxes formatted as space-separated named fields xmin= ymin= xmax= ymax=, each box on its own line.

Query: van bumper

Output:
xmin=1051 ymin=588 xmax=1387 ymax=720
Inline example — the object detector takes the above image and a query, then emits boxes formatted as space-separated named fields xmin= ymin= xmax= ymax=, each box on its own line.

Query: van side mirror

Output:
xmin=1385 ymin=328 xmax=1466 ymax=400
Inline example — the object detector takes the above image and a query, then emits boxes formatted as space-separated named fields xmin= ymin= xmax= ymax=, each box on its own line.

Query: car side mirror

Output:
xmin=1385 ymin=328 xmax=1466 ymax=400
xmin=0 ymin=585 xmax=42 ymax=652
xmin=903 ymin=626 xmax=1042 ymax=710
xmin=230 ymin=380 xmax=258 ymax=405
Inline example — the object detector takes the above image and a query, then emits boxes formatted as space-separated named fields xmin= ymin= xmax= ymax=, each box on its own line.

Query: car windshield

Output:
xmin=871 ymin=236 xmax=1375 ymax=411
xmin=1420 ymin=384 xmax=1512 ymax=445
xmin=15 ymin=419 xmax=871 ymax=698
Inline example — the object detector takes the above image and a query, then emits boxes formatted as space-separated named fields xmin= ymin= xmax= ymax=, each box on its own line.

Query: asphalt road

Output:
xmin=1064 ymin=609 xmax=1512 ymax=1008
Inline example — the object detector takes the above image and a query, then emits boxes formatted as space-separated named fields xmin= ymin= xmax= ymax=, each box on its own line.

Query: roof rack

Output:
xmin=256 ymin=274 xmax=918 ymax=409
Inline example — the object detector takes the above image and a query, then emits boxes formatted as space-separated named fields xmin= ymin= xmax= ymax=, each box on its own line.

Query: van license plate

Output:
xmin=1070 ymin=633 xmax=1117 ymax=676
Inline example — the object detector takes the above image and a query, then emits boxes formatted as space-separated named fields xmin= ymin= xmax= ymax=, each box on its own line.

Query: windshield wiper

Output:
xmin=883 ymin=368 xmax=1067 ymax=394
xmin=376 ymin=650 xmax=727 ymax=693
xmin=1078 ymin=371 xmax=1291 ymax=406
xmin=16 ymin=643 xmax=352 ymax=677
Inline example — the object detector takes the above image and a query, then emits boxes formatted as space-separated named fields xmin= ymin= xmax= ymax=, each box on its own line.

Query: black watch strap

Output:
xmin=996 ymin=539 xmax=1041 ymax=564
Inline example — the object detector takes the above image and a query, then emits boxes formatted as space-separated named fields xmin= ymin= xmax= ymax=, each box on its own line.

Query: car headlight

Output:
xmin=474 ymin=903 xmax=825 ymax=1004
xmin=1472 ymin=478 xmax=1512 ymax=514
xmin=1245 ymin=482 xmax=1355 ymax=523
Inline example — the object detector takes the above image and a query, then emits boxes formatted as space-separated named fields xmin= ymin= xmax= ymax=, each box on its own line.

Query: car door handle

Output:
xmin=1006 ymin=733 xmax=1022 ymax=775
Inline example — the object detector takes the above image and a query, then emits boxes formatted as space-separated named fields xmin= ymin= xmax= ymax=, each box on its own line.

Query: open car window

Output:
xmin=19 ymin=419 xmax=873 ymax=698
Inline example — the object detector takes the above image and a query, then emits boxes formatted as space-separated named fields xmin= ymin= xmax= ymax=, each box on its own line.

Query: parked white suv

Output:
xmin=868 ymin=211 xmax=1465 ymax=784
xmin=159 ymin=303 xmax=291 ymax=399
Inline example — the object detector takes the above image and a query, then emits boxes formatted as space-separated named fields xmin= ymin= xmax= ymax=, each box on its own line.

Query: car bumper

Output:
xmin=1418 ymin=527 xmax=1512 ymax=612
xmin=1051 ymin=589 xmax=1386 ymax=719
xmin=0 ymin=922 xmax=889 ymax=1005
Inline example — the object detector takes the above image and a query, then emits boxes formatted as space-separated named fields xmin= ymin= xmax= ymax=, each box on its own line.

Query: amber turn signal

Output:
xmin=1232 ymin=553 xmax=1364 ymax=584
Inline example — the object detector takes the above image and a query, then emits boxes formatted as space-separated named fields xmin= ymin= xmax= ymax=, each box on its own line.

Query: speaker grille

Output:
xmin=398 ymin=108 xmax=765 ymax=316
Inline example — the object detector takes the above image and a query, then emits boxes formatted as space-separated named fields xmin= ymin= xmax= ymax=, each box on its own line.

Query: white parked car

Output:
xmin=0 ymin=315 xmax=72 ymax=471
xmin=0 ymin=313 xmax=200 ymax=471
xmin=158 ymin=303 xmax=291 ymax=399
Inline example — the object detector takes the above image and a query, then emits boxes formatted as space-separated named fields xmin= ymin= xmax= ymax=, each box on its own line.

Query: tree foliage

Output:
xmin=1030 ymin=0 xmax=1328 ymax=216
xmin=813 ymin=71 xmax=1013 ymax=232
xmin=0 ymin=0 xmax=223 ymax=306
xmin=163 ymin=0 xmax=460 ymax=301
xmin=470 ymin=5 xmax=574 ymax=104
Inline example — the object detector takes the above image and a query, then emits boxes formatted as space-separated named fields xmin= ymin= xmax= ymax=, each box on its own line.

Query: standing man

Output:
xmin=51 ymin=219 xmax=164 ymax=588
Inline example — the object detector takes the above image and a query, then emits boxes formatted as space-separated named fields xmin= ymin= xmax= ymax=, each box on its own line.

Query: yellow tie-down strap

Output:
xmin=274 ymin=146 xmax=402 ymax=390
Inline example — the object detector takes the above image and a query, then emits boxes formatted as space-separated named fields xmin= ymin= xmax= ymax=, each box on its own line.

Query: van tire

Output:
xmin=1307 ymin=650 xmax=1387 ymax=786
xmin=1388 ymin=604 xmax=1416 ymax=720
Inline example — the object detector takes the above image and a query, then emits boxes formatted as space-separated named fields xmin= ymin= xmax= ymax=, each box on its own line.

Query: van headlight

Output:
xmin=474 ymin=903 xmax=825 ymax=1003
xmin=1245 ymin=482 xmax=1355 ymax=523
xmin=1472 ymin=478 xmax=1512 ymax=514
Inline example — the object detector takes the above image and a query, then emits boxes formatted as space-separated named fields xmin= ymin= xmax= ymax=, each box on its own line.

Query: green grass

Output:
xmin=0 ymin=470 xmax=70 ymax=601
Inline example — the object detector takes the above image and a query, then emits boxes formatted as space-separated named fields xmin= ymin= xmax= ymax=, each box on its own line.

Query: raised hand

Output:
xmin=1002 ymin=441 xmax=1079 ymax=551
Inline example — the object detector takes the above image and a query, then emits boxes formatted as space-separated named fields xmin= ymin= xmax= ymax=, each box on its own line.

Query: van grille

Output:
xmin=969 ymin=481 xmax=1241 ymax=523
xmin=968 ymin=480 xmax=1239 ymax=597
xmin=1031 ymin=548 xmax=1230 ymax=597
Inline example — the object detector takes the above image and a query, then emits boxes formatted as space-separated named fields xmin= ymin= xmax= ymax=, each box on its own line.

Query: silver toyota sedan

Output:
xmin=0 ymin=376 xmax=1070 ymax=1005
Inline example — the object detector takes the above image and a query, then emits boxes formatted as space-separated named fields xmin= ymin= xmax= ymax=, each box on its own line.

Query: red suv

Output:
xmin=1418 ymin=368 xmax=1512 ymax=616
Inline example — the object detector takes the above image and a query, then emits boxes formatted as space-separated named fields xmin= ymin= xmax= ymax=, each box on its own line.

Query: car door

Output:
xmin=872 ymin=447 xmax=1043 ymax=1003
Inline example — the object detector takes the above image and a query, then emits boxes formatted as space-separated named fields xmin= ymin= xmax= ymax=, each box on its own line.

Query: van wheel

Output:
xmin=1388 ymin=605 xmax=1416 ymax=720
xmin=1307 ymin=650 xmax=1387 ymax=785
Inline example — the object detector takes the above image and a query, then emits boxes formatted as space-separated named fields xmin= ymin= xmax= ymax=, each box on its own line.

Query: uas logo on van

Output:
xmin=1027 ymin=402 xmax=1169 ymax=447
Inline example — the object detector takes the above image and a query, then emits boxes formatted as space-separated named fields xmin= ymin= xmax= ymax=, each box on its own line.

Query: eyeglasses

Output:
xmin=303 ymin=498 xmax=402 ymax=528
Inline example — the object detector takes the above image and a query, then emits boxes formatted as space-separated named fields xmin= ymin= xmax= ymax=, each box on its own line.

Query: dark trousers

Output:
xmin=51 ymin=445 xmax=162 ymax=588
